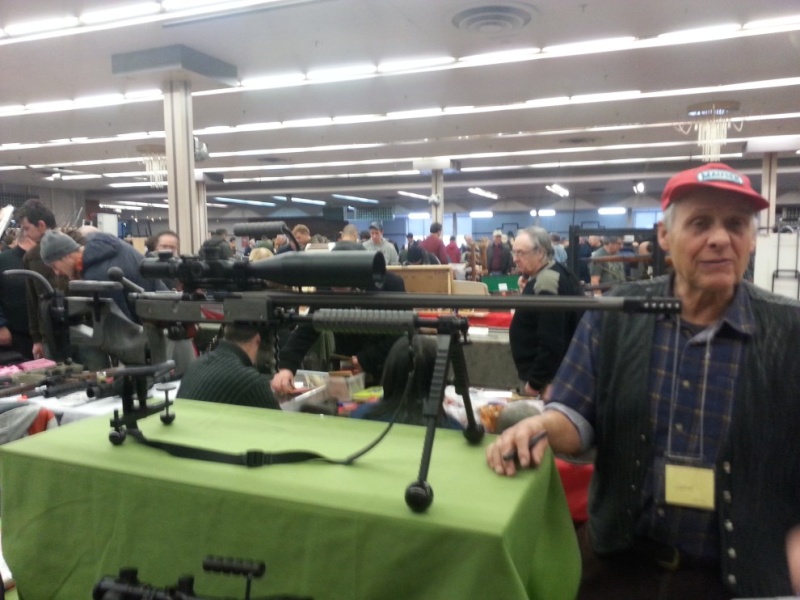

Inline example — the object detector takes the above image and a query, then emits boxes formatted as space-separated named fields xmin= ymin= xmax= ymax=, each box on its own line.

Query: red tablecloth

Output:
xmin=418 ymin=311 xmax=514 ymax=329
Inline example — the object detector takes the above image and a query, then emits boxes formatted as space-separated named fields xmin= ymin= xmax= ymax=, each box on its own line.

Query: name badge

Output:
xmin=665 ymin=464 xmax=715 ymax=510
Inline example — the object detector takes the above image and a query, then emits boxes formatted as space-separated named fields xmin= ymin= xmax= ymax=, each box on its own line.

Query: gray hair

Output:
xmin=518 ymin=226 xmax=554 ymax=259
xmin=601 ymin=235 xmax=621 ymax=245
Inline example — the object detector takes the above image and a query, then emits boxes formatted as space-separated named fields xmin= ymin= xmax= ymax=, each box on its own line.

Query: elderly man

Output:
xmin=487 ymin=163 xmax=800 ymax=599
xmin=509 ymin=227 xmax=583 ymax=396
xmin=362 ymin=221 xmax=399 ymax=265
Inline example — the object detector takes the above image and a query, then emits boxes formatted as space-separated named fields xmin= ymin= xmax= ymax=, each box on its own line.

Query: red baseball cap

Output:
xmin=660 ymin=163 xmax=769 ymax=212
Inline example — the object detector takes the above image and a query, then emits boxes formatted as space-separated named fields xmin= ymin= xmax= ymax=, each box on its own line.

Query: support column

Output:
xmin=431 ymin=169 xmax=444 ymax=224
xmin=760 ymin=152 xmax=778 ymax=229
xmin=163 ymin=80 xmax=205 ymax=254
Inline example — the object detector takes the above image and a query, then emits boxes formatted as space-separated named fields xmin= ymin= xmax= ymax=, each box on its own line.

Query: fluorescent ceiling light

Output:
xmin=529 ymin=210 xmax=537 ymax=217
xmin=331 ymin=194 xmax=379 ymax=204
xmin=25 ymin=99 xmax=75 ymax=113
xmin=633 ymin=181 xmax=646 ymax=194
xmin=525 ymin=96 xmax=570 ymax=108
xmin=398 ymin=191 xmax=429 ymax=200
xmin=80 ymin=3 xmax=161 ymax=24
xmin=99 ymin=203 xmax=142 ymax=211
xmin=4 ymin=17 xmax=80 ymax=36
xmin=290 ymin=197 xmax=326 ymax=205
xmin=378 ymin=57 xmax=454 ymax=73
xmin=240 ymin=73 xmax=306 ymax=88
xmin=408 ymin=212 xmax=431 ymax=219
xmin=469 ymin=211 xmax=493 ymax=219
xmin=281 ymin=117 xmax=331 ymax=128
xmin=469 ymin=187 xmax=499 ymax=200
xmin=459 ymin=48 xmax=540 ymax=65
xmin=538 ymin=209 xmax=556 ymax=217
xmin=598 ymin=207 xmax=627 ymax=216
xmin=571 ymin=90 xmax=641 ymax=103
xmin=543 ymin=37 xmax=636 ymax=54
xmin=61 ymin=174 xmax=102 ymax=180
xmin=74 ymin=93 xmax=125 ymax=107
xmin=546 ymin=184 xmax=570 ymax=197
xmin=0 ymin=165 xmax=25 ymax=171
xmin=386 ymin=108 xmax=443 ymax=119
xmin=108 ymin=182 xmax=161 ymax=188
xmin=213 ymin=197 xmax=276 ymax=207
xmin=306 ymin=64 xmax=376 ymax=81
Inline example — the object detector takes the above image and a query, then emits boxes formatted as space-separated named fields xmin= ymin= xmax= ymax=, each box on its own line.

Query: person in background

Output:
xmin=460 ymin=234 xmax=474 ymax=255
xmin=589 ymin=235 xmax=625 ymax=294
xmin=359 ymin=230 xmax=371 ymax=244
xmin=276 ymin=225 xmax=311 ymax=254
xmin=362 ymin=221 xmax=399 ymax=265
xmin=350 ymin=335 xmax=462 ymax=429
xmin=509 ymin=227 xmax=583 ymax=397
xmin=577 ymin=235 xmax=601 ymax=284
xmin=178 ymin=322 xmax=280 ymax=410
xmin=445 ymin=235 xmax=461 ymax=264
xmin=15 ymin=198 xmax=83 ymax=361
xmin=485 ymin=229 xmax=512 ymax=275
xmin=153 ymin=230 xmax=180 ymax=256
xmin=419 ymin=222 xmax=449 ymax=265
xmin=333 ymin=224 xmax=363 ymax=251
xmin=550 ymin=232 xmax=568 ymax=264
xmin=399 ymin=233 xmax=415 ymax=263
xmin=270 ymin=245 xmax=405 ymax=394
xmin=40 ymin=229 xmax=166 ymax=322
xmin=487 ymin=162 xmax=800 ymax=599
xmin=0 ymin=228 xmax=35 ymax=360
xmin=404 ymin=244 xmax=439 ymax=265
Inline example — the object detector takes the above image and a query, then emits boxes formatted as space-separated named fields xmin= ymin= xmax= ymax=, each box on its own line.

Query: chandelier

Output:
xmin=675 ymin=101 xmax=743 ymax=162
xmin=136 ymin=144 xmax=168 ymax=189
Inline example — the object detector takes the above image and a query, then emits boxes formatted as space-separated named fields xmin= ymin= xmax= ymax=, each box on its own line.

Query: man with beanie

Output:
xmin=40 ymin=229 xmax=166 ymax=321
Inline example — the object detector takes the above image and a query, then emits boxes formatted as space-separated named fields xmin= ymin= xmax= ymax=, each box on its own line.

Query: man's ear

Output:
xmin=657 ymin=221 xmax=670 ymax=254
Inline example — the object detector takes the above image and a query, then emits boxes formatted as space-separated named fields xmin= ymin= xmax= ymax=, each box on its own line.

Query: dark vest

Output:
xmin=590 ymin=276 xmax=800 ymax=597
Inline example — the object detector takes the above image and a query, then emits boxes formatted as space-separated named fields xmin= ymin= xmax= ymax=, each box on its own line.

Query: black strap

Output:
xmin=125 ymin=416 xmax=395 ymax=468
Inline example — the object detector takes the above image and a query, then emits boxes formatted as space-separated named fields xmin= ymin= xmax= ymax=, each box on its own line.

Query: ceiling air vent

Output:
xmin=452 ymin=3 xmax=535 ymax=34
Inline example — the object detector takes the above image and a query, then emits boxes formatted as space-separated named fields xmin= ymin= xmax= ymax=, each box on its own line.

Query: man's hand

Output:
xmin=32 ymin=342 xmax=45 ymax=359
xmin=0 ymin=326 xmax=12 ymax=346
xmin=522 ymin=382 xmax=539 ymax=397
xmin=270 ymin=369 xmax=295 ymax=394
xmin=485 ymin=415 xmax=549 ymax=477
xmin=350 ymin=355 xmax=362 ymax=374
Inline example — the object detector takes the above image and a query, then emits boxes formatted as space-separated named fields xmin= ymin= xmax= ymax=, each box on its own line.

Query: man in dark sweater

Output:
xmin=508 ymin=226 xmax=582 ymax=396
xmin=178 ymin=323 xmax=279 ymax=409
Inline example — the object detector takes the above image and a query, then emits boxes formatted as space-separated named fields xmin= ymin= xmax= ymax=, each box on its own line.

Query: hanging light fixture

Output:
xmin=675 ymin=101 xmax=743 ymax=162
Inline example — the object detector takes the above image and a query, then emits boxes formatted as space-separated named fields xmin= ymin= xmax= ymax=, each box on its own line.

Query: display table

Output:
xmin=0 ymin=400 xmax=580 ymax=600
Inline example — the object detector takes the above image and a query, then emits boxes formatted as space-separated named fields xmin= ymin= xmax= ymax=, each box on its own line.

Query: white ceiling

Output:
xmin=2 ymin=0 xmax=800 ymax=216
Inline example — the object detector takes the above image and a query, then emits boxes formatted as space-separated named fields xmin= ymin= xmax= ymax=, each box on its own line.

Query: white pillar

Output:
xmin=431 ymin=169 xmax=444 ymax=224
xmin=760 ymin=152 xmax=778 ymax=229
xmin=163 ymin=80 xmax=205 ymax=253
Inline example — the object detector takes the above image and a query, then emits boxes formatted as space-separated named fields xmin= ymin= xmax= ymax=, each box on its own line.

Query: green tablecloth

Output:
xmin=0 ymin=400 xmax=579 ymax=600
